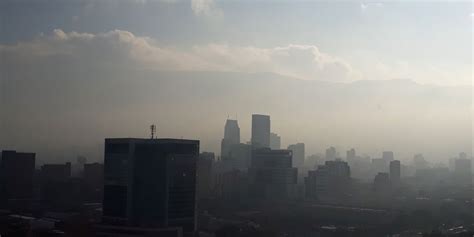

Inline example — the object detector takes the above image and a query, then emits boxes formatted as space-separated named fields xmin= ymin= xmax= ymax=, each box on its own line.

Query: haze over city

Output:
xmin=1 ymin=0 xmax=472 ymax=164
xmin=0 ymin=1 xmax=473 ymax=236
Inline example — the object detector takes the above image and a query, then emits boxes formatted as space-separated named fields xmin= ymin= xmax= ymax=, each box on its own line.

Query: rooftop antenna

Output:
xmin=150 ymin=124 xmax=156 ymax=139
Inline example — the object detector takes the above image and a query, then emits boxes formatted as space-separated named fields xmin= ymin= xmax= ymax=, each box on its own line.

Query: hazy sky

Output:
xmin=0 ymin=0 xmax=472 ymax=163
xmin=1 ymin=0 xmax=472 ymax=85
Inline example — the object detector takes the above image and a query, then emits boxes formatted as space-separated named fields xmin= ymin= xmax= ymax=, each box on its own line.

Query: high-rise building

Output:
xmin=373 ymin=172 xmax=390 ymax=193
xmin=220 ymin=119 xmax=240 ymax=158
xmin=346 ymin=148 xmax=356 ymax=162
xmin=382 ymin=151 xmax=394 ymax=163
xmin=305 ymin=160 xmax=351 ymax=200
xmin=325 ymin=147 xmax=337 ymax=160
xmin=371 ymin=158 xmax=388 ymax=173
xmin=40 ymin=162 xmax=79 ymax=210
xmin=197 ymin=152 xmax=214 ymax=199
xmin=287 ymin=143 xmax=305 ymax=168
xmin=41 ymin=162 xmax=72 ymax=182
xmin=249 ymin=148 xmax=297 ymax=199
xmin=0 ymin=150 xmax=35 ymax=201
xmin=83 ymin=163 xmax=104 ymax=202
xmin=413 ymin=154 xmax=429 ymax=170
xmin=270 ymin=132 xmax=281 ymax=150
xmin=389 ymin=160 xmax=401 ymax=184
xmin=251 ymin=114 xmax=270 ymax=148
xmin=103 ymin=138 xmax=199 ymax=234
xmin=227 ymin=143 xmax=252 ymax=170
xmin=454 ymin=156 xmax=472 ymax=185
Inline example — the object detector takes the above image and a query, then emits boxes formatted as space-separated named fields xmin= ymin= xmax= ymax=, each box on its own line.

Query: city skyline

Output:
xmin=1 ymin=1 xmax=473 ymax=236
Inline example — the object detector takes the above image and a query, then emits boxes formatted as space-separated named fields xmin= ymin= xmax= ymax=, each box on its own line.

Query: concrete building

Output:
xmin=288 ymin=143 xmax=305 ymax=168
xmin=389 ymin=160 xmax=401 ymax=184
xmin=346 ymin=148 xmax=356 ymax=163
xmin=305 ymin=160 xmax=351 ymax=200
xmin=325 ymin=147 xmax=337 ymax=161
xmin=270 ymin=132 xmax=281 ymax=150
xmin=197 ymin=152 xmax=214 ymax=199
xmin=382 ymin=151 xmax=394 ymax=163
xmin=373 ymin=172 xmax=390 ymax=193
xmin=227 ymin=143 xmax=252 ymax=170
xmin=453 ymin=157 xmax=472 ymax=186
xmin=83 ymin=163 xmax=104 ymax=202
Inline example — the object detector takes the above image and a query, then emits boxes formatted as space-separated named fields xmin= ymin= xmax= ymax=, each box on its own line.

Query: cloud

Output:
xmin=360 ymin=2 xmax=383 ymax=11
xmin=191 ymin=0 xmax=223 ymax=17
xmin=0 ymin=29 xmax=358 ymax=82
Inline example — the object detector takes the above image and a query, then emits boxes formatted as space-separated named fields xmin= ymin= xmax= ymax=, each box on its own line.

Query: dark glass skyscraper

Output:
xmin=103 ymin=138 xmax=199 ymax=233
xmin=0 ymin=150 xmax=35 ymax=201
xmin=249 ymin=148 xmax=297 ymax=199
xmin=251 ymin=114 xmax=270 ymax=148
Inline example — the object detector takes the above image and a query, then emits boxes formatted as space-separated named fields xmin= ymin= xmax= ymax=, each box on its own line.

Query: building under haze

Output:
xmin=227 ymin=143 xmax=252 ymax=170
xmin=373 ymin=172 xmax=390 ymax=194
xmin=197 ymin=152 xmax=215 ymax=199
xmin=102 ymin=138 xmax=199 ymax=234
xmin=83 ymin=162 xmax=104 ymax=202
xmin=249 ymin=148 xmax=297 ymax=199
xmin=382 ymin=151 xmax=394 ymax=163
xmin=270 ymin=132 xmax=281 ymax=150
xmin=325 ymin=147 xmax=337 ymax=161
xmin=251 ymin=114 xmax=270 ymax=148
xmin=220 ymin=119 xmax=240 ymax=158
xmin=305 ymin=160 xmax=351 ymax=200
xmin=346 ymin=148 xmax=356 ymax=163
xmin=0 ymin=150 xmax=36 ymax=202
xmin=389 ymin=160 xmax=401 ymax=184
xmin=453 ymin=156 xmax=472 ymax=186
xmin=287 ymin=143 xmax=305 ymax=168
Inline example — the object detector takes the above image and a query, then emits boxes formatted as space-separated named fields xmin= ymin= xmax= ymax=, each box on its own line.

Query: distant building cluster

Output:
xmin=0 ymin=114 xmax=473 ymax=236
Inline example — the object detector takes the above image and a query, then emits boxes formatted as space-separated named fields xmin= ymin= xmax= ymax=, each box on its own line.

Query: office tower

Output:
xmin=270 ymin=132 xmax=281 ymax=150
xmin=346 ymin=148 xmax=356 ymax=162
xmin=373 ymin=172 xmax=390 ymax=193
xmin=41 ymin=162 xmax=72 ymax=182
xmin=325 ymin=147 xmax=337 ymax=161
xmin=249 ymin=148 xmax=297 ymax=199
xmin=413 ymin=154 xmax=429 ymax=170
xmin=227 ymin=143 xmax=252 ymax=170
xmin=306 ymin=154 xmax=323 ymax=169
xmin=197 ymin=152 xmax=214 ymax=199
xmin=389 ymin=160 xmax=401 ymax=184
xmin=382 ymin=151 xmax=394 ymax=163
xmin=251 ymin=114 xmax=270 ymax=148
xmin=214 ymin=169 xmax=247 ymax=200
xmin=288 ymin=143 xmax=305 ymax=168
xmin=74 ymin=156 xmax=87 ymax=176
xmin=0 ymin=150 xmax=35 ymax=201
xmin=454 ymin=156 xmax=472 ymax=185
xmin=103 ymin=138 xmax=199 ymax=234
xmin=371 ymin=158 xmax=388 ymax=173
xmin=83 ymin=163 xmax=104 ymax=202
xmin=305 ymin=160 xmax=351 ymax=200
xmin=220 ymin=119 xmax=240 ymax=158
xmin=40 ymin=162 xmax=80 ymax=210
